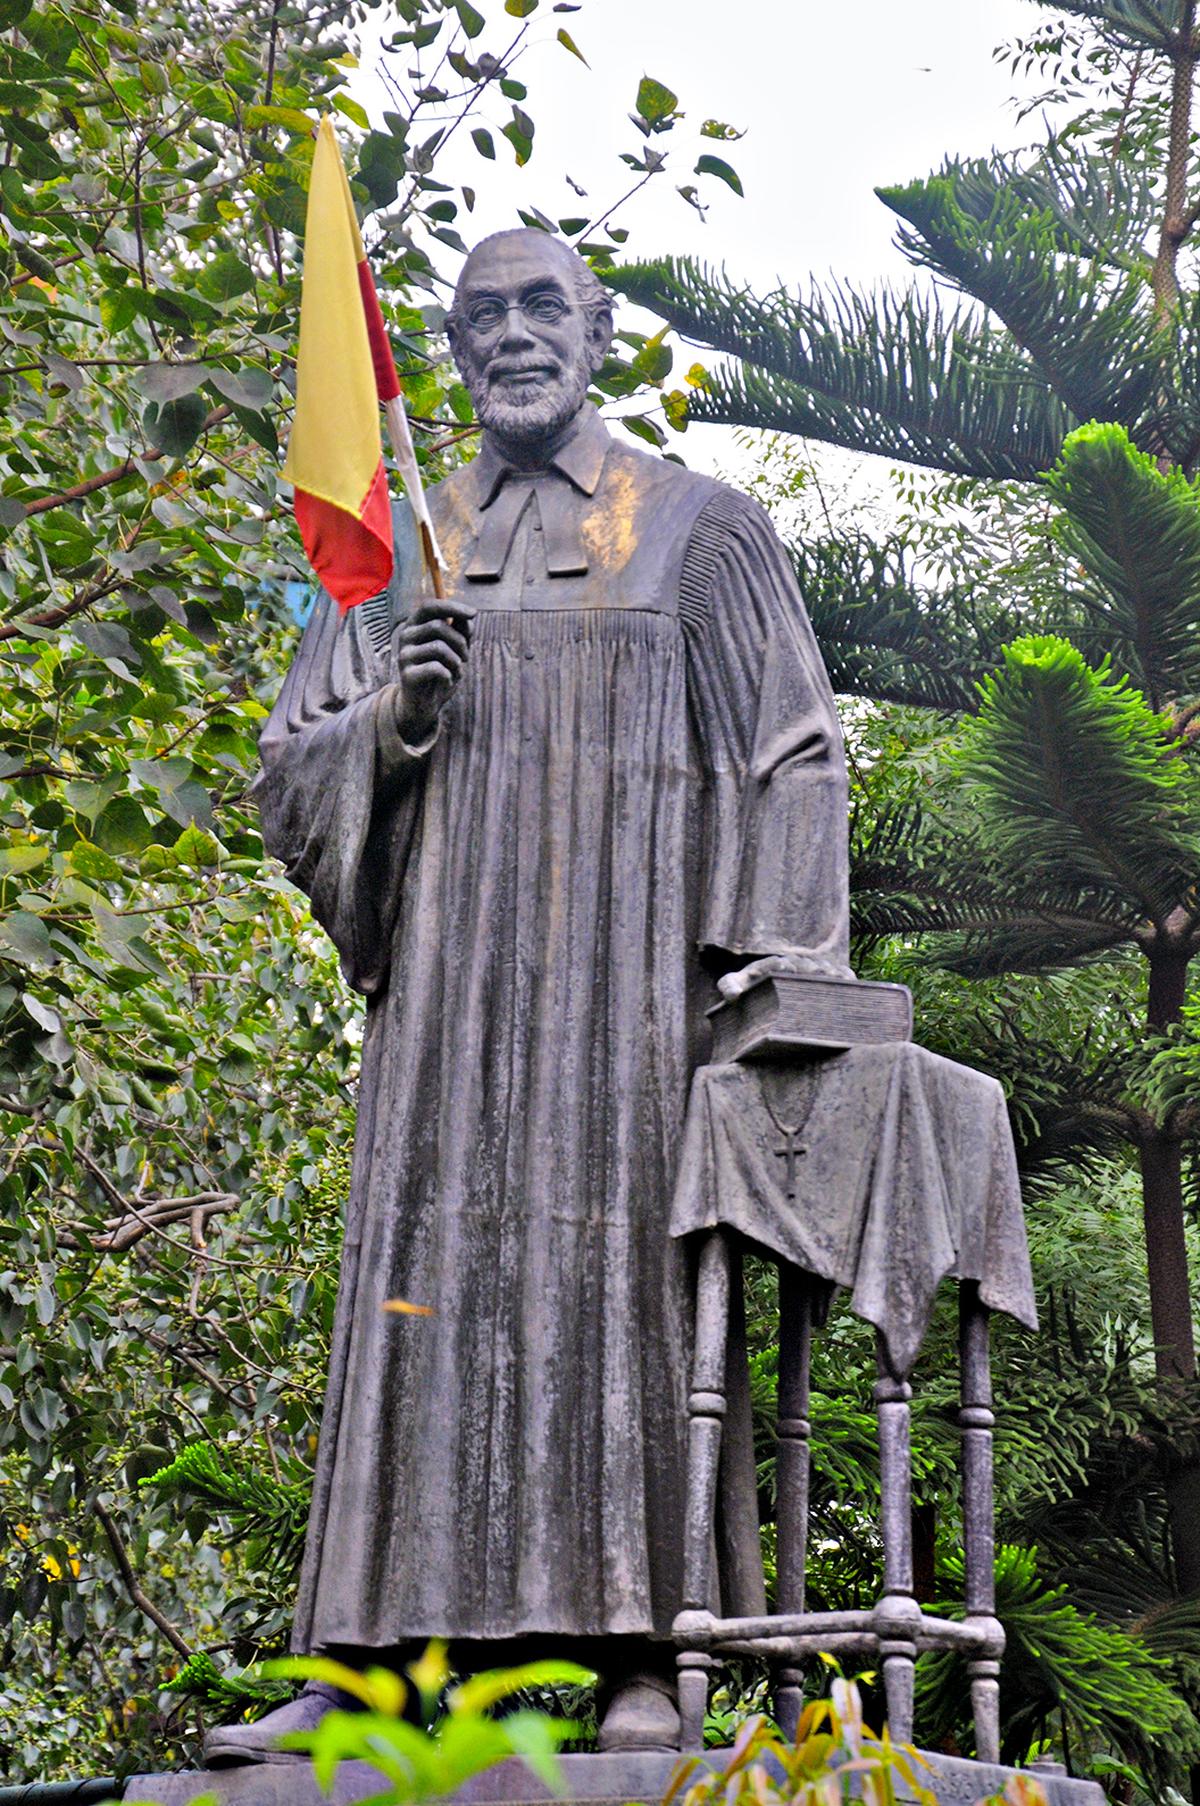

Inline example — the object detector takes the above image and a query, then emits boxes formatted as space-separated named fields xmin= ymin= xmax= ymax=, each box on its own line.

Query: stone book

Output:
xmin=708 ymin=972 xmax=914 ymax=1062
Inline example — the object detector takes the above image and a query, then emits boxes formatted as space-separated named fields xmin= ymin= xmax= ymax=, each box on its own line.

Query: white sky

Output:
xmin=356 ymin=0 xmax=1062 ymax=482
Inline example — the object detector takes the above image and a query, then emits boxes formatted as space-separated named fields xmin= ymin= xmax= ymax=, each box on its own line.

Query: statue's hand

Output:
xmin=392 ymin=599 xmax=476 ymax=745
xmin=717 ymin=952 xmax=855 ymax=1000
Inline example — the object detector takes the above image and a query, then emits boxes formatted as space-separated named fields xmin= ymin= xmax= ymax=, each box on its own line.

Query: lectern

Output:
xmin=670 ymin=982 xmax=1038 ymax=1759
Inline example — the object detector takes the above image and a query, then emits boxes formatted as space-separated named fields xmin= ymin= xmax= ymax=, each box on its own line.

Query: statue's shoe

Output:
xmin=204 ymin=1681 xmax=353 ymax=1766
xmin=597 ymin=1673 xmax=680 ymax=1753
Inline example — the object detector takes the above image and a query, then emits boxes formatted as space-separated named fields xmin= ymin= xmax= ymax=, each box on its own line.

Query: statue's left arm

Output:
xmin=253 ymin=581 xmax=436 ymax=998
xmin=682 ymin=488 xmax=850 ymax=980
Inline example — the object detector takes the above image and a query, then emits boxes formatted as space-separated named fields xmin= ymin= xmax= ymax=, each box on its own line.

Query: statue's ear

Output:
xmin=587 ymin=301 xmax=615 ymax=376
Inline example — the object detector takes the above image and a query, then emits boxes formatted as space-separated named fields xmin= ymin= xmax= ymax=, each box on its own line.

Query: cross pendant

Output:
xmin=774 ymin=1129 xmax=807 ymax=1200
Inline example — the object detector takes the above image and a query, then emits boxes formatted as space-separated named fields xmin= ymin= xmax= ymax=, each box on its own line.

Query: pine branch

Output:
xmin=796 ymin=532 xmax=1022 ymax=710
xmin=960 ymin=636 xmax=1200 ymax=927
xmin=1044 ymin=421 xmax=1200 ymax=707
xmin=1010 ymin=135 xmax=1161 ymax=268
xmin=930 ymin=919 xmax=1137 ymax=978
xmin=609 ymin=259 xmax=1072 ymax=480
xmin=1025 ymin=0 xmax=1185 ymax=53
xmin=878 ymin=161 xmax=1163 ymax=430
xmin=850 ymin=800 xmax=1141 ymax=958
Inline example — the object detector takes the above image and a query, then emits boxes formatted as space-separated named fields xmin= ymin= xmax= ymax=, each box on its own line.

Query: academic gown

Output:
xmin=254 ymin=407 xmax=850 ymax=1652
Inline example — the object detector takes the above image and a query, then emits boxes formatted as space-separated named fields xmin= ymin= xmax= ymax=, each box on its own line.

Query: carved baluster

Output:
xmin=677 ymin=1230 xmax=732 ymax=1750
xmin=960 ymin=1282 xmax=1004 ymax=1764
xmin=873 ymin=1340 xmax=921 ymax=1746
xmin=774 ymin=1263 xmax=813 ymax=1739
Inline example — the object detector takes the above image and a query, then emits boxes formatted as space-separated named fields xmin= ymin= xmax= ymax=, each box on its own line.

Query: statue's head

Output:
xmin=447 ymin=229 xmax=614 ymax=453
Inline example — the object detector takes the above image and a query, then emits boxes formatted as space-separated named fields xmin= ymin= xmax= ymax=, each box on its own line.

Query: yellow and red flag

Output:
xmin=284 ymin=117 xmax=432 ymax=611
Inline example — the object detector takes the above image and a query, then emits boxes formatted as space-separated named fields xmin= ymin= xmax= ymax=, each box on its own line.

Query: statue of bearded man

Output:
xmin=207 ymin=230 xmax=850 ymax=1762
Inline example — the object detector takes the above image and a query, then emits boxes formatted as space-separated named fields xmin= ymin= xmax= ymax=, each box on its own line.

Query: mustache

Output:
xmin=483 ymin=358 xmax=564 ymax=383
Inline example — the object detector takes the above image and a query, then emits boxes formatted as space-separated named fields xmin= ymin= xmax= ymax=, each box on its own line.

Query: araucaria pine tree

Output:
xmin=614 ymin=0 xmax=1200 ymax=1640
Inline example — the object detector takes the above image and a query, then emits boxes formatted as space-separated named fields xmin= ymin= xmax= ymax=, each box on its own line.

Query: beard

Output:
xmin=465 ymin=354 xmax=591 ymax=448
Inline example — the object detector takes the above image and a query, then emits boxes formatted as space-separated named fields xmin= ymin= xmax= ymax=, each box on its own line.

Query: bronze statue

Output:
xmin=206 ymin=229 xmax=849 ymax=1763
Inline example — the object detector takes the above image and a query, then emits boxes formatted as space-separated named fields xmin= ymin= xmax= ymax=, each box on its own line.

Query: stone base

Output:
xmin=124 ymin=1749 xmax=1103 ymax=1806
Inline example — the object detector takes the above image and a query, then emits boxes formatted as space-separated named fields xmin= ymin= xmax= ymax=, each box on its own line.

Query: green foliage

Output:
xmin=611 ymin=260 xmax=1072 ymax=480
xmin=627 ymin=6 xmax=1200 ymax=1792
xmin=877 ymin=160 xmax=1161 ymax=429
xmin=1044 ymin=421 xmax=1200 ymax=706
xmin=141 ymin=1440 xmax=310 ymax=1581
xmin=0 ymin=0 xmax=744 ymax=1781
xmin=264 ymin=1649 xmax=592 ymax=1805
xmin=671 ymin=1676 xmax=937 ymax=1806
xmin=917 ymin=1546 xmax=1200 ymax=1778
xmin=162 ymin=1649 xmax=289 ymax=1713
xmin=1026 ymin=0 xmax=1186 ymax=53
xmin=796 ymin=534 xmax=1021 ymax=711
xmin=959 ymin=635 xmax=1199 ymax=920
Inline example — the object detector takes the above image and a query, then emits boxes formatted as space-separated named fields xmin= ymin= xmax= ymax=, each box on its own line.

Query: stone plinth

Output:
xmin=124 ymin=1750 xmax=1104 ymax=1806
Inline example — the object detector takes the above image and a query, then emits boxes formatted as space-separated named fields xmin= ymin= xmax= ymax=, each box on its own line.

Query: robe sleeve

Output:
xmin=253 ymin=507 xmax=434 ymax=996
xmin=682 ymin=488 xmax=850 ymax=966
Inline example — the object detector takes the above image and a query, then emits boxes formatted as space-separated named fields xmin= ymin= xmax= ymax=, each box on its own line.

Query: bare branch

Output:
xmin=95 ymin=1501 xmax=193 ymax=1658
xmin=20 ymin=404 xmax=233 ymax=520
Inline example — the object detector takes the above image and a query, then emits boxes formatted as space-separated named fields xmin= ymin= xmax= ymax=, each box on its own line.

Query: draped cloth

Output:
xmin=254 ymin=416 xmax=850 ymax=1651
xmin=671 ymin=1049 xmax=1038 ymax=1379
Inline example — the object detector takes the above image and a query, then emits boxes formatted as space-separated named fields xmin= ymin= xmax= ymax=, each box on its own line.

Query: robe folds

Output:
xmin=255 ymin=413 xmax=850 ymax=1652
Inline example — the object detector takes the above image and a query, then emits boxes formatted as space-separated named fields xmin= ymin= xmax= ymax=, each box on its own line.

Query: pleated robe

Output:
xmin=255 ymin=419 xmax=850 ymax=1653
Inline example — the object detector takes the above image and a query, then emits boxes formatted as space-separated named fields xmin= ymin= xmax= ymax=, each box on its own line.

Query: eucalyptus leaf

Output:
xmin=138 ymin=362 xmax=208 ymax=403
xmin=194 ymin=252 xmax=256 ymax=303
xmin=0 ymin=910 xmax=55 ymax=964
xmin=43 ymin=351 xmax=83 ymax=393
xmin=635 ymin=76 xmax=678 ymax=126
xmin=452 ymin=0 xmax=485 ymax=34
xmin=695 ymin=153 xmax=743 ymax=195
xmin=209 ymin=365 xmax=273 ymax=409
xmin=142 ymin=392 xmax=209 ymax=459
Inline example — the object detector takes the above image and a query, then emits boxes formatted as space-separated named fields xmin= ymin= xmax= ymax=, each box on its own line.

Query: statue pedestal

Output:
xmin=124 ymin=1750 xmax=1103 ymax=1806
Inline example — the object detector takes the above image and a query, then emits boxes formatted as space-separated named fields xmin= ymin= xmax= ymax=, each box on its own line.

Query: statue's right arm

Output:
xmin=386 ymin=597 xmax=476 ymax=754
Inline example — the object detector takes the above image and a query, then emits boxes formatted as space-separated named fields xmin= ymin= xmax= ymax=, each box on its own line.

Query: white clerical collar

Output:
xmin=474 ymin=402 xmax=610 ymax=511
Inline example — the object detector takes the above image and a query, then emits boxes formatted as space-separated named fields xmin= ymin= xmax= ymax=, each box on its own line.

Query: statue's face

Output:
xmin=451 ymin=236 xmax=607 ymax=450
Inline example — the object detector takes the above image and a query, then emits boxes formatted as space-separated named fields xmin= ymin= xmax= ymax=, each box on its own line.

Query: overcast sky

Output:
xmin=356 ymin=1 xmax=1060 ymax=479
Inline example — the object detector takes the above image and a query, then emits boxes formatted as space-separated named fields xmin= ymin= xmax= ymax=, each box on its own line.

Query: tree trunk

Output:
xmin=1142 ymin=946 xmax=1200 ymax=1595
xmin=1152 ymin=3 xmax=1198 ymax=324
xmin=1138 ymin=1130 xmax=1196 ymax=1380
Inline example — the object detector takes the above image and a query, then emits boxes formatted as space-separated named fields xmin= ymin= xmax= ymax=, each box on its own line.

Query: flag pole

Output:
xmin=383 ymin=392 xmax=447 ymax=602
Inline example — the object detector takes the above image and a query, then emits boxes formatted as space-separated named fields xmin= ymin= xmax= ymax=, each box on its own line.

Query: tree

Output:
xmin=0 ymin=0 xmax=742 ymax=1776
xmin=613 ymin=0 xmax=1200 ymax=1574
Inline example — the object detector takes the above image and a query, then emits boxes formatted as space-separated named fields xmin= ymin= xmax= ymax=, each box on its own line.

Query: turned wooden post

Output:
xmin=678 ymin=1230 xmax=732 ymax=1749
xmin=873 ymin=1339 xmax=921 ymax=1745
xmin=960 ymin=1282 xmax=1005 ymax=1764
xmin=773 ymin=1263 xmax=814 ymax=1738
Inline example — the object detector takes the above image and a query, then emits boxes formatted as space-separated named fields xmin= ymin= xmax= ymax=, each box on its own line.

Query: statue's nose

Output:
xmin=496 ymin=304 xmax=536 ymax=351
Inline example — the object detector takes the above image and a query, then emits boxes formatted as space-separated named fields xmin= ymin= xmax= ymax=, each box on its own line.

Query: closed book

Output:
xmin=708 ymin=972 xmax=913 ymax=1063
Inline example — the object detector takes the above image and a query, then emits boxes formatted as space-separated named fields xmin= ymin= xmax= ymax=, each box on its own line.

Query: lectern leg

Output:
xmin=874 ymin=1341 xmax=919 ymax=1746
xmin=960 ymin=1283 xmax=1003 ymax=1764
xmin=774 ymin=1263 xmax=813 ymax=1739
xmin=679 ymin=1230 xmax=732 ymax=1750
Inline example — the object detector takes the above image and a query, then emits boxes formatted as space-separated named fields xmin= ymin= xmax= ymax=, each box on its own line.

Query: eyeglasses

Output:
xmin=462 ymin=292 xmax=574 ymax=334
